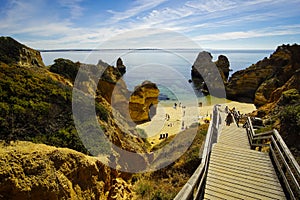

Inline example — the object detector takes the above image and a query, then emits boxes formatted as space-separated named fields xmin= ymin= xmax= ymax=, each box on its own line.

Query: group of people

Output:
xmin=225 ymin=106 xmax=241 ymax=126
xmin=159 ymin=133 xmax=168 ymax=140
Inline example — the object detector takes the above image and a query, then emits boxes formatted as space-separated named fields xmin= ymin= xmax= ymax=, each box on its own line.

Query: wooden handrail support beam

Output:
xmin=245 ymin=117 xmax=300 ymax=199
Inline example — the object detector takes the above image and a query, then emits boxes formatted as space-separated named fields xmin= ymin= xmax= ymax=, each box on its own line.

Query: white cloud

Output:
xmin=107 ymin=0 xmax=169 ymax=23
xmin=59 ymin=0 xmax=84 ymax=19
xmin=194 ymin=25 xmax=300 ymax=41
xmin=185 ymin=0 xmax=237 ymax=13
xmin=1 ymin=0 xmax=299 ymax=49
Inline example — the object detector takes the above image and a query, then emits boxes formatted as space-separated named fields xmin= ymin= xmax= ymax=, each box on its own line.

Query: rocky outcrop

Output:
xmin=191 ymin=52 xmax=230 ymax=83
xmin=0 ymin=36 xmax=44 ymax=67
xmin=226 ymin=44 xmax=300 ymax=106
xmin=0 ymin=141 xmax=133 ymax=200
xmin=129 ymin=81 xmax=160 ymax=124
xmin=215 ymin=55 xmax=230 ymax=82
xmin=191 ymin=51 xmax=227 ymax=97
xmin=116 ymin=57 xmax=126 ymax=75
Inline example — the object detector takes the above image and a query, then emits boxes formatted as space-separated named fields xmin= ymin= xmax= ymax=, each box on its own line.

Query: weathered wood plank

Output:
xmin=208 ymin=172 xmax=286 ymax=198
xmin=205 ymin=179 xmax=259 ymax=200
xmin=211 ymin=151 xmax=272 ymax=164
xmin=209 ymin=163 xmax=282 ymax=183
xmin=209 ymin=168 xmax=284 ymax=191
xmin=204 ymin=188 xmax=242 ymax=200
xmin=209 ymin=157 xmax=278 ymax=176
xmin=207 ymin=176 xmax=284 ymax=200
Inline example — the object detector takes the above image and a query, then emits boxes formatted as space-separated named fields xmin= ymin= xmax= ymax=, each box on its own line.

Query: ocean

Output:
xmin=41 ymin=49 xmax=273 ymax=105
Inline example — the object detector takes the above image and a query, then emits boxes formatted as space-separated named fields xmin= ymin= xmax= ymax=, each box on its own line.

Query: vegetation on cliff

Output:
xmin=49 ymin=58 xmax=80 ymax=83
xmin=0 ymin=62 xmax=88 ymax=153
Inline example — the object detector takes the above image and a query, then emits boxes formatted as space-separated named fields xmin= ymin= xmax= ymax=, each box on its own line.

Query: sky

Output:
xmin=0 ymin=0 xmax=300 ymax=50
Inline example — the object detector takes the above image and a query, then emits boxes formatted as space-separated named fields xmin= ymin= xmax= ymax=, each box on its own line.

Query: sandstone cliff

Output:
xmin=129 ymin=81 xmax=160 ymax=124
xmin=0 ymin=141 xmax=133 ymax=200
xmin=0 ymin=36 xmax=44 ymax=67
xmin=226 ymin=44 xmax=300 ymax=106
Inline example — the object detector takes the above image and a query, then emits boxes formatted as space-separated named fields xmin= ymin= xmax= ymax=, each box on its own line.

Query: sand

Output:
xmin=136 ymin=100 xmax=257 ymax=146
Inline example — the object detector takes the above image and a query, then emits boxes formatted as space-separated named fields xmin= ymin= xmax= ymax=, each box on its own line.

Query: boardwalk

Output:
xmin=203 ymin=115 xmax=286 ymax=199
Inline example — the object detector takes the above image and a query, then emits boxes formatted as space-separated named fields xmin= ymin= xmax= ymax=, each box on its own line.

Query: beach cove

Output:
xmin=137 ymin=98 xmax=256 ymax=147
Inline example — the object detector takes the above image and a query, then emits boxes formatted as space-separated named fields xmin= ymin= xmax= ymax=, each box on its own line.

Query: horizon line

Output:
xmin=39 ymin=48 xmax=274 ymax=52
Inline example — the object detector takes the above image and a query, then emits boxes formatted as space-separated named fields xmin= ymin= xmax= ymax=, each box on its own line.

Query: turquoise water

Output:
xmin=41 ymin=49 xmax=272 ymax=105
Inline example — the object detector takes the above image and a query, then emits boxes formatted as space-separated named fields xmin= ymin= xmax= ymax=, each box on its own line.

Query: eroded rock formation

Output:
xmin=215 ymin=55 xmax=230 ymax=82
xmin=129 ymin=81 xmax=160 ymax=124
xmin=0 ymin=141 xmax=133 ymax=200
xmin=226 ymin=44 xmax=300 ymax=106
xmin=191 ymin=51 xmax=227 ymax=97
xmin=0 ymin=36 xmax=44 ymax=67
xmin=116 ymin=57 xmax=126 ymax=75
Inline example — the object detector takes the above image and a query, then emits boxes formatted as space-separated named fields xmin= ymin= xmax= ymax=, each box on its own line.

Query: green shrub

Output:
xmin=135 ymin=181 xmax=151 ymax=198
xmin=95 ymin=103 xmax=109 ymax=122
xmin=279 ymin=104 xmax=300 ymax=134
xmin=49 ymin=58 xmax=80 ymax=83
xmin=0 ymin=64 xmax=87 ymax=153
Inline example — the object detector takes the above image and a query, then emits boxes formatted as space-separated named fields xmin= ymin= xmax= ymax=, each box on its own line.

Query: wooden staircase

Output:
xmin=204 ymin=121 xmax=286 ymax=199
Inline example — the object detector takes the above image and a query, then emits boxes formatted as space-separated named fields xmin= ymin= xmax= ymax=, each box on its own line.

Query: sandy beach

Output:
xmin=137 ymin=100 xmax=257 ymax=146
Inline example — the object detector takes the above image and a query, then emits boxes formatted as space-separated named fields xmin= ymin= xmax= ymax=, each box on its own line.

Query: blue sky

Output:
xmin=0 ymin=0 xmax=299 ymax=49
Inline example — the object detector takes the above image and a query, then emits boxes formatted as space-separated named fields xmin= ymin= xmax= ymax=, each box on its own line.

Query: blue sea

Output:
xmin=41 ymin=49 xmax=273 ymax=105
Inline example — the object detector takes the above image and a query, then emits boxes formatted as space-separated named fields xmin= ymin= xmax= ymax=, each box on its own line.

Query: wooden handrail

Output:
xmin=245 ymin=117 xmax=300 ymax=199
xmin=174 ymin=105 xmax=222 ymax=200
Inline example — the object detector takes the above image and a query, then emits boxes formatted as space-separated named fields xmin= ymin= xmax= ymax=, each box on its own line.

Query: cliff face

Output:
xmin=129 ymin=81 xmax=160 ymax=124
xmin=0 ymin=36 xmax=44 ymax=67
xmin=225 ymin=44 xmax=300 ymax=161
xmin=226 ymin=44 xmax=300 ymax=106
xmin=0 ymin=141 xmax=133 ymax=200
xmin=0 ymin=37 xmax=150 ymax=199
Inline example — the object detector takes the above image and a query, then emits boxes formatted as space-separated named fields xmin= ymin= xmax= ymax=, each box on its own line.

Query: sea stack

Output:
xmin=191 ymin=51 xmax=227 ymax=97
xmin=116 ymin=57 xmax=126 ymax=75
xmin=129 ymin=81 xmax=160 ymax=124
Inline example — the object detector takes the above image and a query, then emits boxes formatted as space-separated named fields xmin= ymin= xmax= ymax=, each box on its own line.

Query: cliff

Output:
xmin=0 ymin=37 xmax=150 ymax=199
xmin=0 ymin=36 xmax=44 ymax=67
xmin=129 ymin=81 xmax=160 ymax=124
xmin=225 ymin=44 xmax=300 ymax=161
xmin=226 ymin=44 xmax=300 ymax=106
xmin=0 ymin=141 xmax=133 ymax=200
